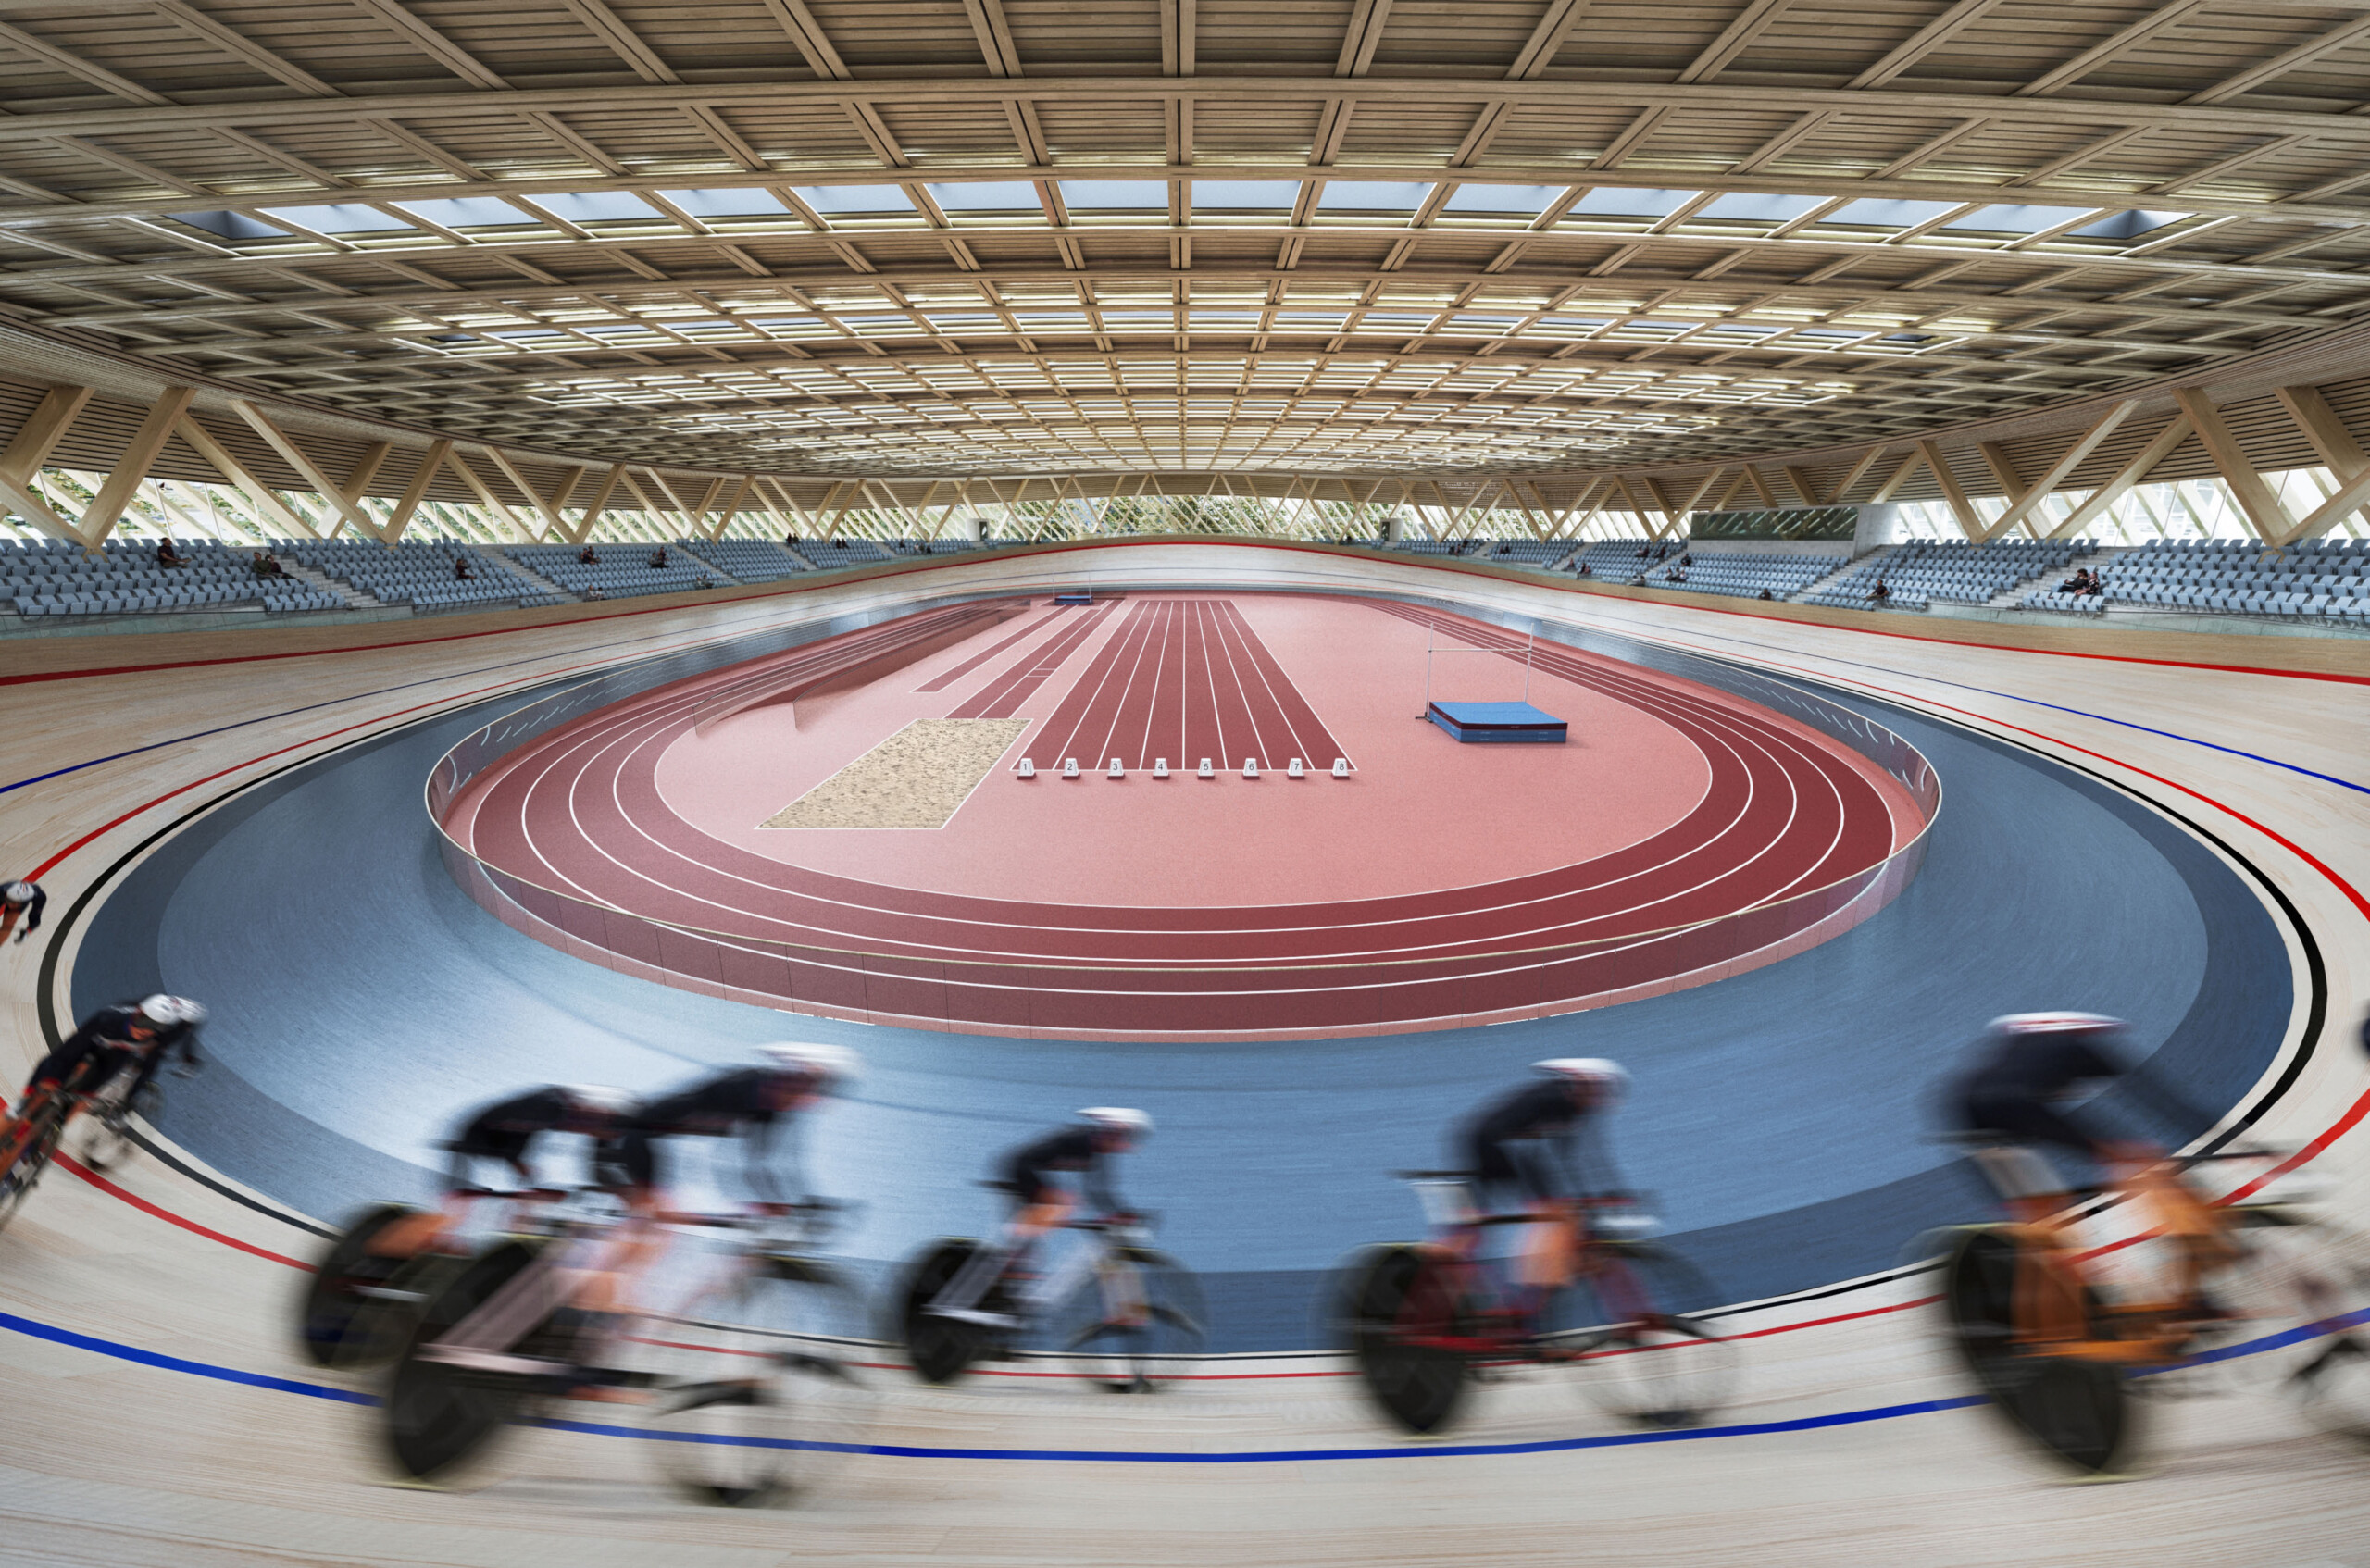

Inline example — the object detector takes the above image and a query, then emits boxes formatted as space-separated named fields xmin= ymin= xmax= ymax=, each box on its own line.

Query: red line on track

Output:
xmin=59 ymin=1155 xmax=308 ymax=1269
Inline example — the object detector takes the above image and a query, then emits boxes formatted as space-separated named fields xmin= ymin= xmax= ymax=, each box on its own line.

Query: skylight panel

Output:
xmin=1059 ymin=180 xmax=1169 ymax=211
xmin=1191 ymin=180 xmax=1300 ymax=211
xmin=794 ymin=184 xmax=914 ymax=215
xmin=1315 ymin=181 xmax=1432 ymax=213
xmin=1569 ymin=187 xmax=1699 ymax=218
xmin=1695 ymin=192 xmax=1828 ymax=224
xmin=171 ymin=210 xmax=292 ymax=241
xmin=1820 ymin=198 xmax=1963 ymax=230
xmin=927 ymin=181 xmax=1042 ymax=213
xmin=1946 ymin=204 xmax=2095 ymax=236
xmin=260 ymin=202 xmax=416 ymax=233
xmin=531 ymin=192 xmax=664 ymax=224
xmin=398 ymin=197 xmax=535 ymax=229
xmin=1442 ymin=183 xmax=1563 ymax=217
xmin=2069 ymin=209 xmax=2190 ymax=242
xmin=659 ymin=188 xmax=792 ymax=218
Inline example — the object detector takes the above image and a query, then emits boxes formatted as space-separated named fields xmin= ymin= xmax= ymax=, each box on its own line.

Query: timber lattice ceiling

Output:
xmin=2 ymin=0 xmax=2369 ymax=479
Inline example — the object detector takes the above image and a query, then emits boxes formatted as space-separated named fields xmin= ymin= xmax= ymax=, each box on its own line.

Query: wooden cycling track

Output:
xmin=2 ymin=541 xmax=2367 ymax=1565
xmin=442 ymin=591 xmax=1915 ymax=1038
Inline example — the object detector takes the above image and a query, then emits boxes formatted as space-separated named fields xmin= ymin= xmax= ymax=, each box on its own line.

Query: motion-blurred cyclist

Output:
xmin=1458 ymin=1058 xmax=1631 ymax=1334
xmin=610 ymin=1042 xmax=860 ymax=1212
xmin=1946 ymin=1012 xmax=2207 ymax=1224
xmin=928 ymin=1106 xmax=1152 ymax=1329
xmin=0 ymin=880 xmax=44 ymax=946
xmin=7 ymin=994 xmax=205 ymax=1132
xmin=368 ymin=1083 xmax=638 ymax=1258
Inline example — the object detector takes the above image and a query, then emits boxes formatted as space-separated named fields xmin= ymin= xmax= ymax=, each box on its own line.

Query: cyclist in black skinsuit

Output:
xmin=1457 ymin=1058 xmax=1631 ymax=1331
xmin=1946 ymin=1012 xmax=2208 ymax=1219
xmin=13 ymin=995 xmax=205 ymax=1121
xmin=929 ymin=1107 xmax=1152 ymax=1328
xmin=0 ymin=879 xmax=44 ymax=945
xmin=612 ymin=1042 xmax=861 ymax=1210
xmin=366 ymin=1083 xmax=639 ymax=1260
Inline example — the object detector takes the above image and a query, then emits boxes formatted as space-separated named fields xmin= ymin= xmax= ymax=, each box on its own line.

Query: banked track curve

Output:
xmin=2 ymin=543 xmax=2366 ymax=1565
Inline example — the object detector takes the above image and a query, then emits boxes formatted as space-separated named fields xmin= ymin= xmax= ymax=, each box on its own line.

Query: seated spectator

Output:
xmin=1872 ymin=580 xmax=1890 ymax=603
xmin=783 ymin=531 xmax=798 ymax=548
xmin=453 ymin=556 xmax=474 ymax=579
xmin=579 ymin=545 xmax=599 ymax=565
xmin=585 ymin=585 xmax=606 ymax=601
xmin=648 ymin=546 xmax=668 ymax=568
xmin=1634 ymin=546 xmax=1647 ymax=559
xmin=1758 ymin=588 xmax=1774 ymax=601
xmin=1577 ymin=561 xmax=1591 ymax=578
xmin=694 ymin=572 xmax=714 ymax=590
xmin=249 ymin=550 xmax=278 ymax=578
xmin=155 ymin=537 xmax=187 ymax=568
xmin=1670 ymin=566 xmax=1688 ymax=583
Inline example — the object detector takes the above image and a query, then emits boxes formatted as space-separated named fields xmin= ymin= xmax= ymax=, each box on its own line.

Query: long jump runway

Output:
xmin=443 ymin=596 xmax=1923 ymax=1037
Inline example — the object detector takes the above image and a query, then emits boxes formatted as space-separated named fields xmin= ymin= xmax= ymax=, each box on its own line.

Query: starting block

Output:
xmin=1287 ymin=758 xmax=1304 ymax=778
xmin=1107 ymin=757 xmax=1124 ymax=778
xmin=1242 ymin=757 xmax=1260 ymax=778
xmin=1331 ymin=757 xmax=1350 ymax=778
xmin=1197 ymin=758 xmax=1215 ymax=778
xmin=1154 ymin=758 xmax=1170 ymax=778
xmin=1062 ymin=757 xmax=1080 ymax=778
xmin=1017 ymin=758 xmax=1036 ymax=778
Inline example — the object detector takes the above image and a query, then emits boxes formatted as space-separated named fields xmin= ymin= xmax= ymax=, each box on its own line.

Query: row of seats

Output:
xmin=1568 ymin=539 xmax=1667 ymax=583
xmin=881 ymin=537 xmax=990 ymax=556
xmin=2 ymin=535 xmax=342 ymax=617
xmin=797 ymin=538 xmax=897 ymax=566
xmin=1640 ymin=550 xmax=1843 ymax=601
xmin=1802 ymin=539 xmax=2090 ymax=612
xmin=1478 ymin=540 xmax=1578 ymax=567
xmin=506 ymin=543 xmax=720 ymax=601
xmin=2040 ymin=536 xmax=2370 ymax=623
xmin=675 ymin=537 xmax=810 ymax=583
xmin=284 ymin=539 xmax=566 ymax=611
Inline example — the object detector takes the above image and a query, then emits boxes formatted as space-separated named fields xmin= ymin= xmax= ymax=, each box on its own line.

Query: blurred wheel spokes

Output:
xmin=638 ymin=1269 xmax=876 ymax=1507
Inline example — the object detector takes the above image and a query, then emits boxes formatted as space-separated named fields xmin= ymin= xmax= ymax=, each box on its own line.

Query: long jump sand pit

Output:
xmin=761 ymin=717 xmax=1029 ymax=830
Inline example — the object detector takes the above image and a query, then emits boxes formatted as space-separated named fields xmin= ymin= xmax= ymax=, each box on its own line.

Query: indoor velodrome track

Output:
xmin=3 ymin=541 xmax=2367 ymax=1565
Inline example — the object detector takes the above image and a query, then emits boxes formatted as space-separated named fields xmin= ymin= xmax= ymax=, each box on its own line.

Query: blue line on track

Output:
xmin=0 ymin=1302 xmax=2357 ymax=1464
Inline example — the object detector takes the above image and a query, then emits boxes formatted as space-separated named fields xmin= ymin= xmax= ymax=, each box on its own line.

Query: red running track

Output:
xmin=1021 ymin=599 xmax=1348 ymax=774
xmin=441 ymin=598 xmax=1929 ymax=1039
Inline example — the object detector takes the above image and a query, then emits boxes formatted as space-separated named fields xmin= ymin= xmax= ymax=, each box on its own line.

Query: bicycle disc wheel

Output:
xmin=639 ymin=1263 xmax=877 ymax=1507
xmin=899 ymin=1238 xmax=990 ymax=1386
xmin=383 ymin=1240 xmax=563 ymax=1487
xmin=298 ymin=1203 xmax=426 ymax=1368
xmin=1550 ymin=1243 xmax=1740 ymax=1428
xmin=1941 ymin=1227 xmax=2140 ymax=1476
xmin=1345 ymin=1244 xmax=1470 ymax=1435
xmin=1046 ymin=1248 xmax=1207 ymax=1392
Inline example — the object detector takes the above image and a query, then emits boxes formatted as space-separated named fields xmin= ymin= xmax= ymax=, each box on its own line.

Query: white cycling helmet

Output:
xmin=1535 ymin=1058 xmax=1629 ymax=1096
xmin=756 ymin=1041 xmax=862 ymax=1089
xmin=137 ymin=994 xmax=206 ymax=1027
xmin=2 ymin=881 xmax=31 ymax=903
xmin=1988 ymin=1013 xmax=2126 ymax=1036
xmin=1079 ymin=1107 xmax=1153 ymax=1139
xmin=559 ymin=1084 xmax=637 ymax=1116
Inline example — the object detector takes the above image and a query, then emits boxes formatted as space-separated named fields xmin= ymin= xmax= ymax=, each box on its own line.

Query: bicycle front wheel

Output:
xmin=640 ymin=1263 xmax=878 ymax=1507
xmin=0 ymin=1114 xmax=66 ymax=1237
xmin=1941 ymin=1226 xmax=2140 ymax=1477
xmin=1045 ymin=1247 xmax=1207 ymax=1392
xmin=1343 ymin=1244 xmax=1471 ymax=1435
xmin=298 ymin=1203 xmax=427 ymax=1368
xmin=898 ymin=1238 xmax=991 ymax=1386
xmin=1549 ymin=1243 xmax=1740 ymax=1428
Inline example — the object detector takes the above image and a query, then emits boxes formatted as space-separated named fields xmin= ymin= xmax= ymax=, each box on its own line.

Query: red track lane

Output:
xmin=450 ymin=601 xmax=1915 ymax=1031
xmin=914 ymin=605 xmax=1070 ymax=693
xmin=950 ymin=602 xmax=1117 ymax=718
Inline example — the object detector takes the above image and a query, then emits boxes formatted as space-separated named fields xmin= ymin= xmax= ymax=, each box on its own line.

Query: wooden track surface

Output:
xmin=2 ymin=545 xmax=2366 ymax=1564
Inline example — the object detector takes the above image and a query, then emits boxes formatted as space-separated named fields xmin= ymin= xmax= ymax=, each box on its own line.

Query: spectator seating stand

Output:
xmin=3 ymin=535 xmax=342 ymax=618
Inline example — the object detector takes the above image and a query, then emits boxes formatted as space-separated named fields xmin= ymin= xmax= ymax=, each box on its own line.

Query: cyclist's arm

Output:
xmin=740 ymin=1113 xmax=793 ymax=1206
xmin=1084 ymin=1151 xmax=1123 ymax=1217
xmin=1564 ymin=1118 xmax=1630 ymax=1202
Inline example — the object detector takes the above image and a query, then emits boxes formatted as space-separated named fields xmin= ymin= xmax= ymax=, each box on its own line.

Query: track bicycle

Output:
xmin=1337 ymin=1172 xmax=1740 ymax=1436
xmin=1935 ymin=1140 xmax=2370 ymax=1476
xmin=0 ymin=1081 xmax=80 ymax=1234
xmin=70 ymin=1072 xmax=158 ymax=1175
xmin=899 ymin=1194 xmax=1206 ymax=1390
xmin=383 ymin=1199 xmax=876 ymax=1505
